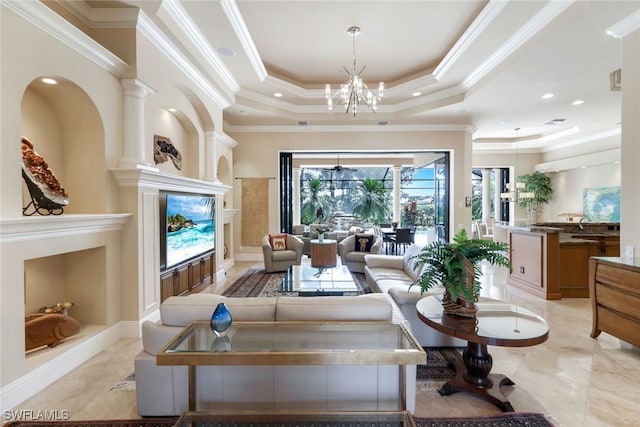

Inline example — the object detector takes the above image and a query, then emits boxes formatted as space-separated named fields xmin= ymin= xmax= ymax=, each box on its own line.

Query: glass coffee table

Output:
xmin=175 ymin=410 xmax=416 ymax=427
xmin=281 ymin=265 xmax=359 ymax=296
xmin=157 ymin=321 xmax=425 ymax=412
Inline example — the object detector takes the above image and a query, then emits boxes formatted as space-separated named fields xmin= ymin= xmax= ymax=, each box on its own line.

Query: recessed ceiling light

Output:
xmin=41 ymin=78 xmax=58 ymax=85
xmin=217 ymin=47 xmax=236 ymax=58
xmin=412 ymin=92 xmax=421 ymax=97
xmin=572 ymin=100 xmax=584 ymax=105
xmin=541 ymin=93 xmax=554 ymax=99
xmin=274 ymin=92 xmax=283 ymax=98
xmin=168 ymin=108 xmax=178 ymax=113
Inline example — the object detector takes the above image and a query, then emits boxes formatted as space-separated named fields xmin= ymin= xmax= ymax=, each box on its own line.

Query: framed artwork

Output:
xmin=583 ymin=186 xmax=620 ymax=221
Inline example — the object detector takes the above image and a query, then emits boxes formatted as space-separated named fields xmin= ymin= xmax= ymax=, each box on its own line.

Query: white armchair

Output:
xmin=338 ymin=234 xmax=382 ymax=273
xmin=261 ymin=234 xmax=304 ymax=272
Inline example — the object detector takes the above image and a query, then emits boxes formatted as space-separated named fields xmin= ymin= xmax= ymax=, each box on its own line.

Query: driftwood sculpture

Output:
xmin=25 ymin=313 xmax=80 ymax=351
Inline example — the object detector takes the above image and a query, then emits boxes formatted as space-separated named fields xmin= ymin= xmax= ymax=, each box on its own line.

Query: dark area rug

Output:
xmin=414 ymin=412 xmax=558 ymax=426
xmin=2 ymin=413 xmax=557 ymax=427
xmin=222 ymin=268 xmax=370 ymax=297
xmin=416 ymin=347 xmax=460 ymax=391
xmin=2 ymin=419 xmax=177 ymax=427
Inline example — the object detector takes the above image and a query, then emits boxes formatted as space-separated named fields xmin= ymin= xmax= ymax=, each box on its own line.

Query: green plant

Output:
xmin=518 ymin=171 xmax=553 ymax=224
xmin=351 ymin=177 xmax=390 ymax=223
xmin=301 ymin=178 xmax=332 ymax=222
xmin=411 ymin=229 xmax=511 ymax=302
xmin=402 ymin=201 xmax=428 ymax=226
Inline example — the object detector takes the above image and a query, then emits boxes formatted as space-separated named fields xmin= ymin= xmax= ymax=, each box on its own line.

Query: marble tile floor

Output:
xmin=11 ymin=258 xmax=640 ymax=427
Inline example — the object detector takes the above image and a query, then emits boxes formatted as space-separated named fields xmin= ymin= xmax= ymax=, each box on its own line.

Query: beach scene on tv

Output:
xmin=166 ymin=194 xmax=215 ymax=267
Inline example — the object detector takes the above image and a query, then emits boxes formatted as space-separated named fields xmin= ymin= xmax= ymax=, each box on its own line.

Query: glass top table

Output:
xmin=416 ymin=296 xmax=549 ymax=412
xmin=158 ymin=321 xmax=424 ymax=365
xmin=281 ymin=265 xmax=358 ymax=296
xmin=175 ymin=410 xmax=416 ymax=427
xmin=158 ymin=321 xmax=425 ymax=411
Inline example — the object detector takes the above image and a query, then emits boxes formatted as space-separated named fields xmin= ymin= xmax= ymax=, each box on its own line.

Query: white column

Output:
xmin=204 ymin=131 xmax=217 ymax=182
xmin=392 ymin=166 xmax=401 ymax=224
xmin=293 ymin=167 xmax=301 ymax=225
xmin=119 ymin=79 xmax=156 ymax=170
xmin=481 ymin=169 xmax=491 ymax=221
xmin=619 ymin=27 xmax=640 ymax=256
xmin=493 ymin=168 xmax=502 ymax=222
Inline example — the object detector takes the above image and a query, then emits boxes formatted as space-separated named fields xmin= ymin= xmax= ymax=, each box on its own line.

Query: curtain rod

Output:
xmin=234 ymin=177 xmax=276 ymax=180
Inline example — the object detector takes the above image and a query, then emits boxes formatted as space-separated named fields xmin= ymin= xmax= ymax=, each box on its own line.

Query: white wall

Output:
xmin=544 ymin=163 xmax=621 ymax=222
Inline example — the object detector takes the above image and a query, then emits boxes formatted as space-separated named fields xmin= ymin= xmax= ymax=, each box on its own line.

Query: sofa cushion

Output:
xmin=160 ymin=294 xmax=277 ymax=326
xmin=403 ymin=244 xmax=425 ymax=281
xmin=275 ymin=294 xmax=392 ymax=321
xmin=388 ymin=285 xmax=444 ymax=306
xmin=367 ymin=266 xmax=414 ymax=283
xmin=374 ymin=278 xmax=414 ymax=295
xmin=272 ymin=249 xmax=297 ymax=261
xmin=345 ymin=251 xmax=367 ymax=263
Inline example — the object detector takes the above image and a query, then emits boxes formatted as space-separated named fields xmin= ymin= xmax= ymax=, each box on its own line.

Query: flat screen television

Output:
xmin=159 ymin=191 xmax=215 ymax=270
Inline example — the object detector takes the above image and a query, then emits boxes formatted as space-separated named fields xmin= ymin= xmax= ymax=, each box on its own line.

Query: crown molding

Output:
xmin=2 ymin=0 xmax=129 ymax=76
xmin=158 ymin=0 xmax=240 ymax=93
xmin=462 ymin=0 xmax=575 ymax=90
xmin=535 ymin=148 xmax=620 ymax=173
xmin=606 ymin=9 xmax=640 ymax=39
xmin=223 ymin=122 xmax=473 ymax=134
xmin=57 ymin=0 xmax=138 ymax=28
xmin=434 ymin=0 xmax=508 ymax=80
xmin=137 ymin=11 xmax=232 ymax=109
xmin=214 ymin=130 xmax=239 ymax=148
xmin=221 ymin=0 xmax=268 ymax=82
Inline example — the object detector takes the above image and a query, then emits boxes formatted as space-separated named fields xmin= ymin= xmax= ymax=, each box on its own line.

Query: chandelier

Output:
xmin=500 ymin=128 xmax=535 ymax=202
xmin=325 ymin=26 xmax=384 ymax=116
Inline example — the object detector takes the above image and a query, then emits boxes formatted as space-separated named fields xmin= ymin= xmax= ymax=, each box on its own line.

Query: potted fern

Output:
xmin=411 ymin=229 xmax=511 ymax=317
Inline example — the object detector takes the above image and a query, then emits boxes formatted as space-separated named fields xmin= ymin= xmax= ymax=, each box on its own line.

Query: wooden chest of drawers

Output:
xmin=589 ymin=257 xmax=640 ymax=347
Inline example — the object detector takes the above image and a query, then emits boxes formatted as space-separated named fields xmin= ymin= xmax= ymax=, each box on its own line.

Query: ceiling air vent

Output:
xmin=610 ymin=68 xmax=621 ymax=91
xmin=377 ymin=120 xmax=390 ymax=126
xmin=545 ymin=118 xmax=566 ymax=125
xmin=297 ymin=120 xmax=309 ymax=126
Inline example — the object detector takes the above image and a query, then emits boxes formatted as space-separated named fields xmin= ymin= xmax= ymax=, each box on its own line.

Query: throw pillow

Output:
xmin=269 ymin=234 xmax=288 ymax=251
xmin=355 ymin=234 xmax=374 ymax=252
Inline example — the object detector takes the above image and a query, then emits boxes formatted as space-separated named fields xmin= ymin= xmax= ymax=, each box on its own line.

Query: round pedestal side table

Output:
xmin=416 ymin=296 xmax=549 ymax=412
xmin=310 ymin=239 xmax=337 ymax=267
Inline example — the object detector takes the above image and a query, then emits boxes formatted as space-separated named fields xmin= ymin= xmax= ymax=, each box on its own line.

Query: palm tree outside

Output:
xmin=351 ymin=177 xmax=391 ymax=224
xmin=301 ymin=178 xmax=332 ymax=223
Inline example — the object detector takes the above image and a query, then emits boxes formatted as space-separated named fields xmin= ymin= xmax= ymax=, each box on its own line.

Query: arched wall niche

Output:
xmin=21 ymin=76 xmax=106 ymax=214
xmin=175 ymin=84 xmax=218 ymax=181
xmin=151 ymin=106 xmax=200 ymax=178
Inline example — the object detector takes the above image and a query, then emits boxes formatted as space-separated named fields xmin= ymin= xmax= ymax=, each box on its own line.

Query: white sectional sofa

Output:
xmin=135 ymin=292 xmax=418 ymax=416
xmin=364 ymin=244 xmax=465 ymax=348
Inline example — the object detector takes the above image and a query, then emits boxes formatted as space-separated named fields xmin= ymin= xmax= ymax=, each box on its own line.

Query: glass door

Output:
xmin=433 ymin=154 xmax=450 ymax=241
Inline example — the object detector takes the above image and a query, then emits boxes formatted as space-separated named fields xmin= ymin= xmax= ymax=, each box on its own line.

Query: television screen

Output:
xmin=162 ymin=192 xmax=215 ymax=269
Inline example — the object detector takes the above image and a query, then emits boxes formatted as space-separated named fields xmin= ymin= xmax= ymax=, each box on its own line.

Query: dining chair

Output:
xmin=392 ymin=228 xmax=412 ymax=255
